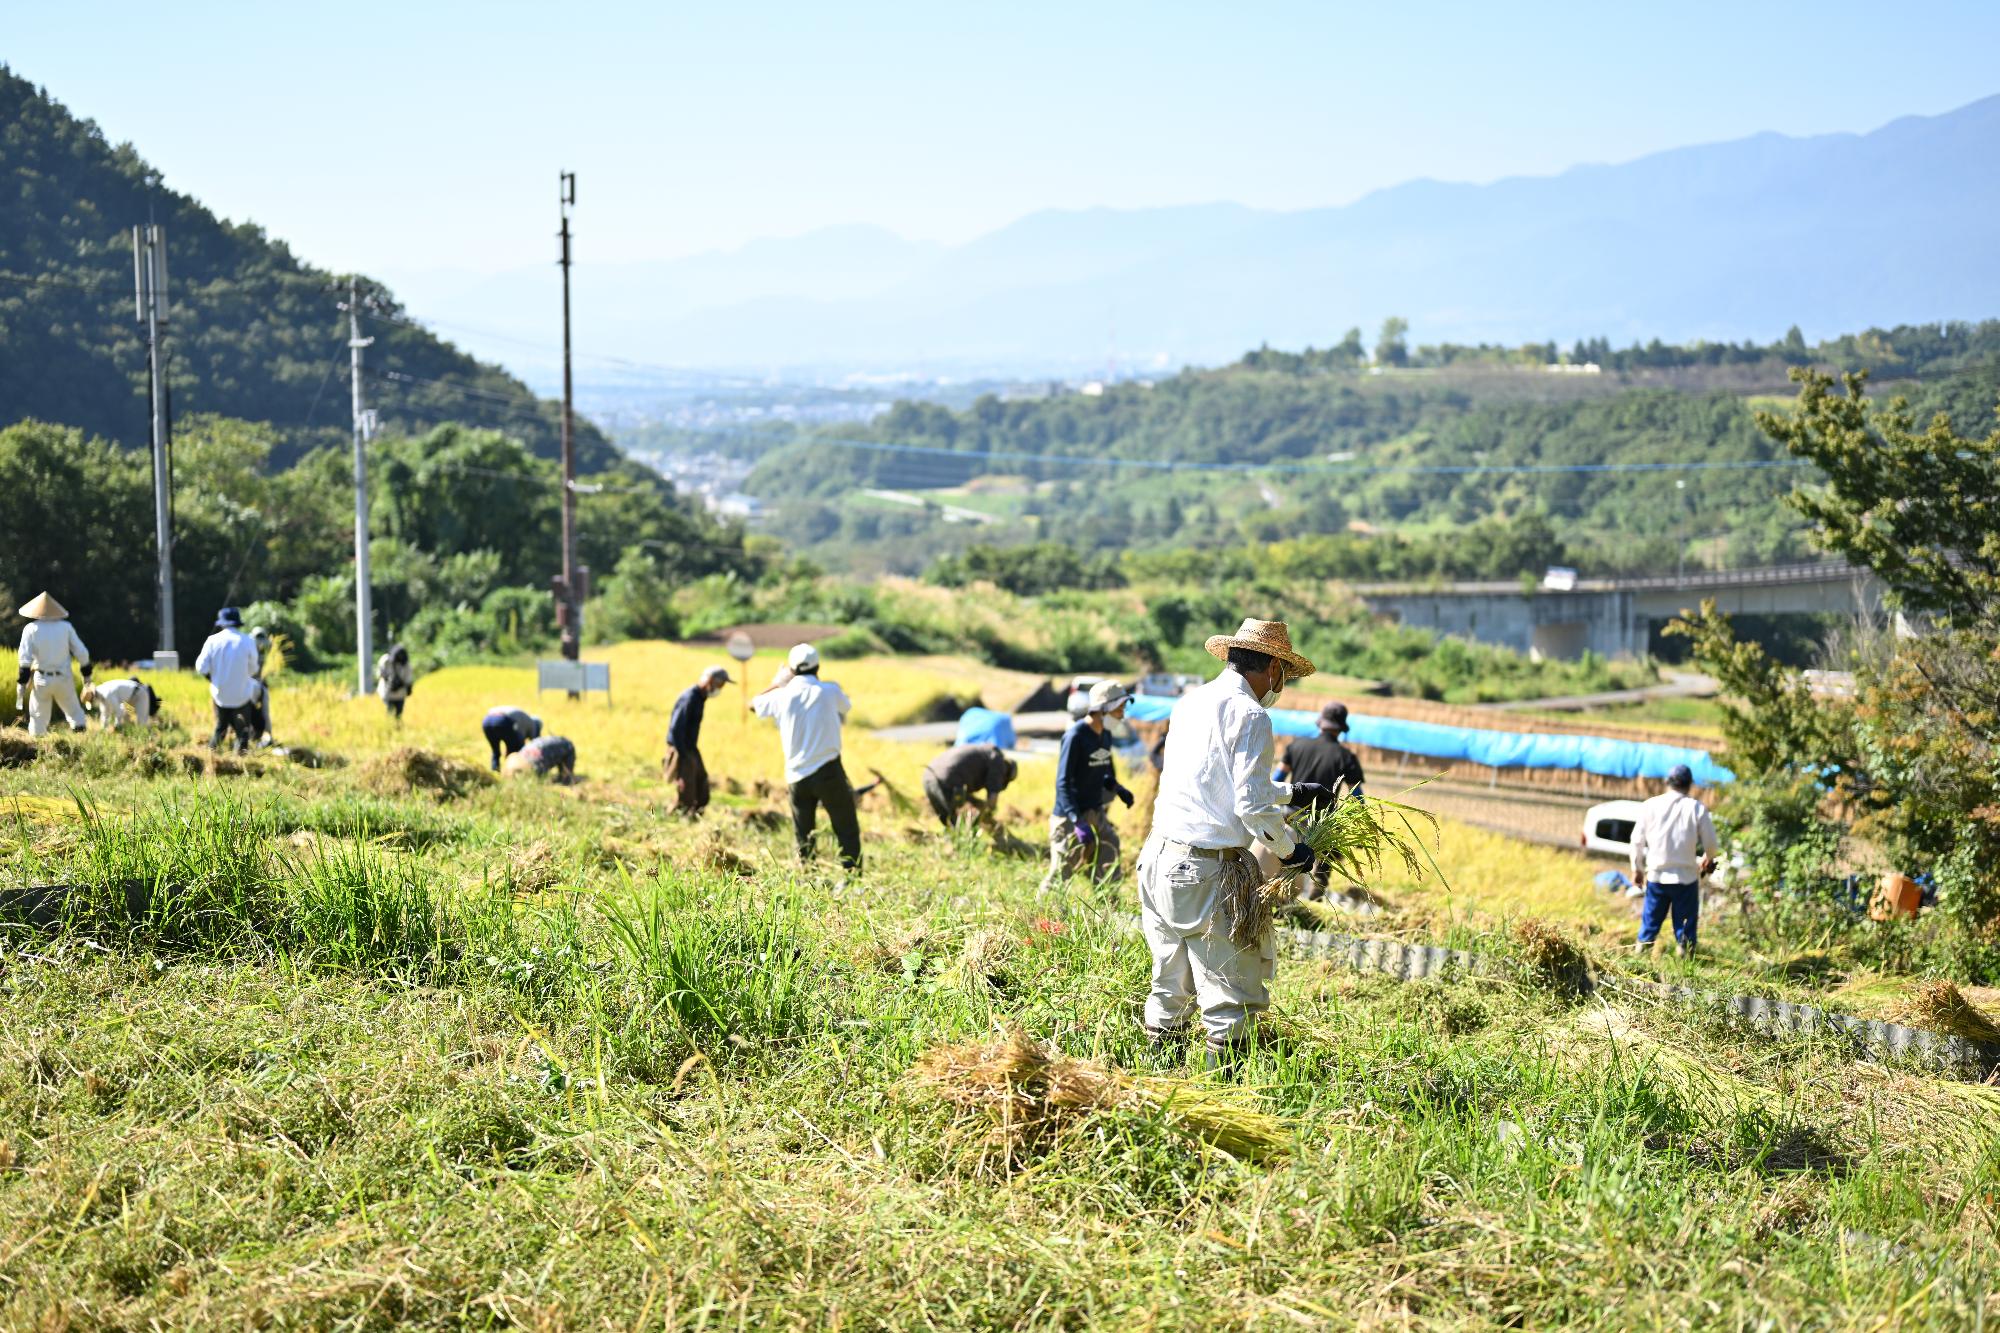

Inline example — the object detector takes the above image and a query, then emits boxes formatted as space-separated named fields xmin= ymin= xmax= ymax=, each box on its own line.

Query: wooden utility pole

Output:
xmin=557 ymin=171 xmax=581 ymax=662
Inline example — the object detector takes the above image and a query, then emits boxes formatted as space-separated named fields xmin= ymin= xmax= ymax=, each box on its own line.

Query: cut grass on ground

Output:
xmin=1 ymin=647 xmax=1995 ymax=1328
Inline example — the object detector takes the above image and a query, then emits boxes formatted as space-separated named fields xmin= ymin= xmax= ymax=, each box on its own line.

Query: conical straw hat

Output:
xmin=1203 ymin=618 xmax=1315 ymax=679
xmin=18 ymin=591 xmax=67 ymax=621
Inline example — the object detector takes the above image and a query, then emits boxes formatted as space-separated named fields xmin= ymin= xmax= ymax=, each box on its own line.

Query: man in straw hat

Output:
xmin=1041 ymin=679 xmax=1136 ymax=891
xmin=13 ymin=592 xmax=92 ymax=736
xmin=1140 ymin=619 xmax=1333 ymax=1072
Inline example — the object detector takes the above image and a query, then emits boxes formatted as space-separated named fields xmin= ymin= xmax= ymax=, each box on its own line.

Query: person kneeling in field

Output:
xmin=1041 ymin=680 xmax=1135 ymax=891
xmin=922 ymin=742 xmax=1017 ymax=829
xmin=503 ymin=734 xmax=575 ymax=783
xmin=83 ymin=677 xmax=159 ymax=730
xmin=482 ymin=706 xmax=542 ymax=771
xmin=1141 ymin=619 xmax=1332 ymax=1072
xmin=664 ymin=664 xmax=732 ymax=815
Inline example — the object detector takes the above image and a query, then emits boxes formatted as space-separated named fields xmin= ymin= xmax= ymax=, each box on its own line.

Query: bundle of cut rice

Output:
xmin=955 ymin=926 xmax=1017 ymax=991
xmin=906 ymin=1027 xmax=1289 ymax=1161
xmin=1232 ymin=790 xmax=1441 ymax=945
xmin=1886 ymin=980 xmax=2000 ymax=1045
xmin=1513 ymin=918 xmax=1591 ymax=995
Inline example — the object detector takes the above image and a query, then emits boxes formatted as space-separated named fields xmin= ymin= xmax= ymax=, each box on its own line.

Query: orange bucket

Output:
xmin=1869 ymin=872 xmax=1922 ymax=922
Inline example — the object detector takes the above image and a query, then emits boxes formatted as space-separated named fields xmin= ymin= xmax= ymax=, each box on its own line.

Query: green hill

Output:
xmin=0 ymin=67 xmax=614 ymax=469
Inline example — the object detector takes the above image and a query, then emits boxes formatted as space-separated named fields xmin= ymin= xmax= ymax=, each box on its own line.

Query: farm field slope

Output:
xmin=1 ymin=644 xmax=1996 ymax=1327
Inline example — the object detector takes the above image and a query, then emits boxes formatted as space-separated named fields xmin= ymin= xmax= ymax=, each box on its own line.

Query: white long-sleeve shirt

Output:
xmin=1630 ymin=789 xmax=1718 ymax=885
xmin=752 ymin=674 xmax=850 ymax=783
xmin=17 ymin=620 xmax=89 ymax=677
xmin=194 ymin=628 xmax=261 ymax=708
xmin=1150 ymin=669 xmax=1296 ymax=858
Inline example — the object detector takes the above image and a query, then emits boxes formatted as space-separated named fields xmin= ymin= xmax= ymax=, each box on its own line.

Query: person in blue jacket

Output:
xmin=1040 ymin=679 xmax=1135 ymax=890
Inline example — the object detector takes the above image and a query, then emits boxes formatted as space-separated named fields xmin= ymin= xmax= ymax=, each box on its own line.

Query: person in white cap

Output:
xmin=1140 ymin=618 xmax=1334 ymax=1072
xmin=1041 ymin=678 xmax=1136 ymax=891
xmin=752 ymin=643 xmax=860 ymax=871
xmin=664 ymin=664 xmax=732 ymax=815
xmin=13 ymin=592 xmax=91 ymax=736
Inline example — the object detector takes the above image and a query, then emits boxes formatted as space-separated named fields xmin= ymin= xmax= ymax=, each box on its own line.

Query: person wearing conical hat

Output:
xmin=1138 ymin=619 xmax=1334 ymax=1073
xmin=13 ymin=592 xmax=92 ymax=737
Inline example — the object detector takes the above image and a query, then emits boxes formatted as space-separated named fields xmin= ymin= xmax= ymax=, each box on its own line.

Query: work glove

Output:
xmin=1281 ymin=842 xmax=1316 ymax=870
xmin=1115 ymin=787 xmax=1134 ymax=808
xmin=1288 ymin=782 xmax=1331 ymax=807
xmin=80 ymin=663 xmax=93 ymax=681
xmin=1071 ymin=821 xmax=1096 ymax=847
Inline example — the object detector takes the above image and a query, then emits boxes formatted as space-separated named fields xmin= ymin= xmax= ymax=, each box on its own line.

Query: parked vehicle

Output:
xmin=1137 ymin=671 xmax=1203 ymax=698
xmin=1581 ymin=799 xmax=1644 ymax=859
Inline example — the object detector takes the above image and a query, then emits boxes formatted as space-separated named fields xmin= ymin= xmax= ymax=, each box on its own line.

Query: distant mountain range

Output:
xmin=389 ymin=93 xmax=2000 ymax=380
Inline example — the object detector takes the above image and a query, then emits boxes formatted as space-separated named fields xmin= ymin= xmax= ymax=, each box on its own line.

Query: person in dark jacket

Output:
xmin=664 ymin=665 xmax=732 ymax=815
xmin=1041 ymin=680 xmax=1135 ymax=890
xmin=922 ymin=742 xmax=1018 ymax=827
xmin=482 ymin=706 xmax=542 ymax=771
xmin=1277 ymin=702 xmax=1365 ymax=804
xmin=1276 ymin=702 xmax=1366 ymax=895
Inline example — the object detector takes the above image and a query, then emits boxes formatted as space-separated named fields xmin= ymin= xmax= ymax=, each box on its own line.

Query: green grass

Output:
xmin=2 ymin=729 xmax=1997 ymax=1327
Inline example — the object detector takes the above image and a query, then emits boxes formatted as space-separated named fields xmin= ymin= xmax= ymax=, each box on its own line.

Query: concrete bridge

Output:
xmin=1351 ymin=561 xmax=1882 ymax=660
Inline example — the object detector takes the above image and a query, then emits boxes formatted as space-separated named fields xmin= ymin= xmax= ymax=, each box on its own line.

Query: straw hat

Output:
xmin=18 ymin=591 xmax=67 ymax=621
xmin=1203 ymin=618 xmax=1315 ymax=679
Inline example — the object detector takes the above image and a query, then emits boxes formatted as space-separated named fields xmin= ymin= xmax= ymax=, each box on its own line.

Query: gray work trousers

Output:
xmin=1137 ymin=837 xmax=1275 ymax=1049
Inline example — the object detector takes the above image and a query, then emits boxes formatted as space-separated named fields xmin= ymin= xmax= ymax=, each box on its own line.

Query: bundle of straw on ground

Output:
xmin=1885 ymin=979 xmax=2000 ymax=1044
xmin=1513 ymin=917 xmax=1592 ymax=995
xmin=357 ymin=747 xmax=491 ymax=800
xmin=954 ymin=925 xmax=1017 ymax=991
xmin=905 ymin=1027 xmax=1290 ymax=1161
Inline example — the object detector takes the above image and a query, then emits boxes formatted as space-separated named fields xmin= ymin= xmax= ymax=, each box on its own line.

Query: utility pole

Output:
xmin=132 ymin=225 xmax=177 ymax=666
xmin=1675 ymin=477 xmax=1688 ymax=586
xmin=556 ymin=170 xmax=582 ymax=662
xmin=343 ymin=279 xmax=376 ymax=696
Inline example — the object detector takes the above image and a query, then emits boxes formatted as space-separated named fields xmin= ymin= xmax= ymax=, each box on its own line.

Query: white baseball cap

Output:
xmin=1087 ymin=680 xmax=1131 ymax=713
xmin=787 ymin=643 xmax=820 ymax=672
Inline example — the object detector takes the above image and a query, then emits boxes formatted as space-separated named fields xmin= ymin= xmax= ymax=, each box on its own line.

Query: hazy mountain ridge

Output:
xmin=389 ymin=94 xmax=2000 ymax=376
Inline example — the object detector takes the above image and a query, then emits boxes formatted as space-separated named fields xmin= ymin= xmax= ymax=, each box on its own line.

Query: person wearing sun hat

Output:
xmin=1040 ymin=678 xmax=1136 ymax=891
xmin=13 ymin=592 xmax=92 ymax=736
xmin=1139 ymin=618 xmax=1335 ymax=1072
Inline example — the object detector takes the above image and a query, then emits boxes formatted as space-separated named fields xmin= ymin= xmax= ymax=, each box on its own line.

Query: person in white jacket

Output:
xmin=13 ymin=592 xmax=91 ymax=736
xmin=83 ymin=677 xmax=158 ymax=730
xmin=194 ymin=607 xmax=262 ymax=753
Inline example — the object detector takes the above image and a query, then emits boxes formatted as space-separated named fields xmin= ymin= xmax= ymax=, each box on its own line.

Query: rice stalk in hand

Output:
xmin=906 ymin=1027 xmax=1289 ymax=1161
xmin=1241 ymin=791 xmax=1443 ymax=942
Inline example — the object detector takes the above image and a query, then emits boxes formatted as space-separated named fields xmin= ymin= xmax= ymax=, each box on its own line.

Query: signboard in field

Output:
xmin=537 ymin=659 xmax=611 ymax=700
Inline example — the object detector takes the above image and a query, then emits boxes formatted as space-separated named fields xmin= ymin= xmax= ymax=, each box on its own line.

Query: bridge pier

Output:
xmin=1355 ymin=563 xmax=1879 ymax=661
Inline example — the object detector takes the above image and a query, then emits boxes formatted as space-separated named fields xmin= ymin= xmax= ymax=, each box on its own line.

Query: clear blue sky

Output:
xmin=9 ymin=1 xmax=1999 ymax=278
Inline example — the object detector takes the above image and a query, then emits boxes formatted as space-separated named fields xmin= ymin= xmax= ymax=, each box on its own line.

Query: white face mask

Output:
xmin=1260 ymin=684 xmax=1282 ymax=708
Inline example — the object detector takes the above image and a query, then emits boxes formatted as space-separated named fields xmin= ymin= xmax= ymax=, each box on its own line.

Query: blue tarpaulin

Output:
xmin=954 ymin=707 xmax=1017 ymax=749
xmin=1123 ymin=695 xmax=1733 ymax=786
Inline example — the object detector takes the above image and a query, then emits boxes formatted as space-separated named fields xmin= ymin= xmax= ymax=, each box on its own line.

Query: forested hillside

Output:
xmin=0 ymin=68 xmax=613 ymax=468
xmin=746 ymin=323 xmax=2000 ymax=578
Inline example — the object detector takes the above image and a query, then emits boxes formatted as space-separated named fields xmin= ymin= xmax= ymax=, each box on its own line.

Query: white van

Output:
xmin=1581 ymin=799 xmax=1644 ymax=859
